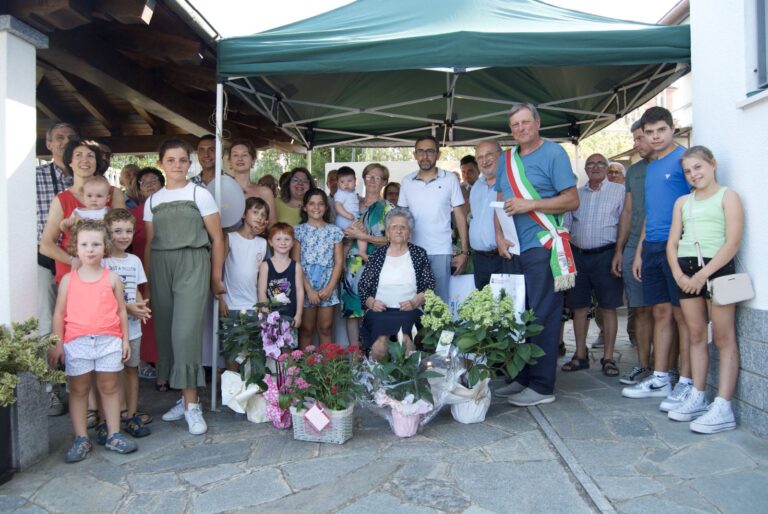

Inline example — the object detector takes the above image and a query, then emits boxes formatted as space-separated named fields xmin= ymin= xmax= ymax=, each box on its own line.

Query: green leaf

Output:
xmin=528 ymin=344 xmax=546 ymax=358
xmin=517 ymin=343 xmax=532 ymax=361
xmin=506 ymin=361 xmax=521 ymax=380
xmin=455 ymin=335 xmax=477 ymax=352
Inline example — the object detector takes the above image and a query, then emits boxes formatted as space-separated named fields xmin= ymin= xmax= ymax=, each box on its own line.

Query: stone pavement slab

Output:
xmin=1 ymin=309 xmax=766 ymax=513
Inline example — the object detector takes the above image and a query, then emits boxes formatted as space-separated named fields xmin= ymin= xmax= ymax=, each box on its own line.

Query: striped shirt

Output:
xmin=564 ymin=179 xmax=625 ymax=249
xmin=36 ymin=162 xmax=73 ymax=242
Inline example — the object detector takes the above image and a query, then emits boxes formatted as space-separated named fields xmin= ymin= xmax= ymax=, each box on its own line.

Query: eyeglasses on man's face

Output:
xmin=585 ymin=161 xmax=608 ymax=169
xmin=414 ymin=148 xmax=437 ymax=157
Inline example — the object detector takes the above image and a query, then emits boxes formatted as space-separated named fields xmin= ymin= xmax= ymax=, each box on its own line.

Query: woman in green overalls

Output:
xmin=143 ymin=139 xmax=225 ymax=435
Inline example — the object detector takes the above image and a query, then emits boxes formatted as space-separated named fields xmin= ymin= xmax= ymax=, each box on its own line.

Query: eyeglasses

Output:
xmin=607 ymin=170 xmax=623 ymax=175
xmin=414 ymin=148 xmax=437 ymax=157
xmin=291 ymin=178 xmax=310 ymax=185
xmin=364 ymin=175 xmax=384 ymax=182
xmin=476 ymin=152 xmax=500 ymax=161
xmin=140 ymin=178 xmax=160 ymax=186
xmin=585 ymin=162 xmax=608 ymax=169
xmin=388 ymin=224 xmax=409 ymax=232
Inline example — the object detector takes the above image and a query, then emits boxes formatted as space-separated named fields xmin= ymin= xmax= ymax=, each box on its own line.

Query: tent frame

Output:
xmin=222 ymin=64 xmax=687 ymax=149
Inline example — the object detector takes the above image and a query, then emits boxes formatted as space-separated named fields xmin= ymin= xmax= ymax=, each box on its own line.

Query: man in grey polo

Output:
xmin=611 ymin=120 xmax=655 ymax=385
xmin=562 ymin=153 xmax=625 ymax=377
xmin=398 ymin=135 xmax=469 ymax=302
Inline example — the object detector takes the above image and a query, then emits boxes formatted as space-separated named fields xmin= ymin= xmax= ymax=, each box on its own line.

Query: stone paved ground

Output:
xmin=2 ymin=309 xmax=767 ymax=513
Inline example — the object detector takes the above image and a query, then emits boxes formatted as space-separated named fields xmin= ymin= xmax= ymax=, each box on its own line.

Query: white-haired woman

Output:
xmin=358 ymin=207 xmax=435 ymax=360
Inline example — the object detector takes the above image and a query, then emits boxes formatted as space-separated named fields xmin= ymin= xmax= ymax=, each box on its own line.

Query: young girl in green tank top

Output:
xmin=666 ymin=146 xmax=745 ymax=434
xmin=143 ymin=138 xmax=225 ymax=436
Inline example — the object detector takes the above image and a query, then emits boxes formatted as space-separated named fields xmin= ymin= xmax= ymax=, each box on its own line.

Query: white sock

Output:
xmin=679 ymin=377 xmax=693 ymax=385
xmin=653 ymin=371 xmax=670 ymax=381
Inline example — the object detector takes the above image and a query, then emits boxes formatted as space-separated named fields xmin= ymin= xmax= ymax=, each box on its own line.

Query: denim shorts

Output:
xmin=676 ymin=257 xmax=736 ymax=300
xmin=566 ymin=248 xmax=624 ymax=309
xmin=623 ymin=245 xmax=648 ymax=308
xmin=641 ymin=241 xmax=679 ymax=307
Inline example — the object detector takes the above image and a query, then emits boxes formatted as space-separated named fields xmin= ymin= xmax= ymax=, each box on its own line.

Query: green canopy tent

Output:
xmin=215 ymin=0 xmax=691 ymax=149
xmin=207 ymin=0 xmax=690 ymax=408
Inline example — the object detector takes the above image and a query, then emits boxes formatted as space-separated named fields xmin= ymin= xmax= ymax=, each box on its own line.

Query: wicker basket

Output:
xmin=290 ymin=405 xmax=354 ymax=444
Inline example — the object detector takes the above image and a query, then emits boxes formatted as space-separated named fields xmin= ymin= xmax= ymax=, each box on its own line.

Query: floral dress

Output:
xmin=294 ymin=223 xmax=344 ymax=307
xmin=341 ymin=199 xmax=394 ymax=318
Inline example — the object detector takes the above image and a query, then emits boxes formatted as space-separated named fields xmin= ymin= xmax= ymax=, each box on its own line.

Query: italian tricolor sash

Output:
xmin=504 ymin=147 xmax=577 ymax=292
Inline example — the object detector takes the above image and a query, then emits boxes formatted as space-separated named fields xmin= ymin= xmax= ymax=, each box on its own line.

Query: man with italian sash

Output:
xmin=493 ymin=103 xmax=579 ymax=407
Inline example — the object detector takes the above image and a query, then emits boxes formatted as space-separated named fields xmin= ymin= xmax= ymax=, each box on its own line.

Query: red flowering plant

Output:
xmin=279 ymin=344 xmax=364 ymax=412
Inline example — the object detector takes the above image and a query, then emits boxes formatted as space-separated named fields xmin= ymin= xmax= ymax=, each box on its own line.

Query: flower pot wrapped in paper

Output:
xmin=363 ymin=330 xmax=441 ymax=437
xmin=280 ymin=344 xmax=362 ymax=443
xmin=219 ymin=305 xmax=295 ymax=423
xmin=419 ymin=287 xmax=544 ymax=422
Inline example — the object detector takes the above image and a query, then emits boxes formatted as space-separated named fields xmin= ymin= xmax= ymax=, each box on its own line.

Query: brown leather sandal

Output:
xmin=561 ymin=354 xmax=589 ymax=372
xmin=601 ymin=358 xmax=619 ymax=377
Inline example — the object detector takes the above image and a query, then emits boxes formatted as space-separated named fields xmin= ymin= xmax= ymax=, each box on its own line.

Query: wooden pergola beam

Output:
xmin=40 ymin=30 xmax=214 ymax=136
xmin=36 ymin=133 xmax=275 ymax=156
xmin=36 ymin=77 xmax=81 ymax=125
xmin=38 ymin=62 xmax=121 ymax=135
xmin=93 ymin=0 xmax=156 ymax=25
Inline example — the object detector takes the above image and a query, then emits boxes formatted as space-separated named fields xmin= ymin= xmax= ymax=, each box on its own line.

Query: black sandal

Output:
xmin=561 ymin=354 xmax=589 ymax=372
xmin=155 ymin=381 xmax=170 ymax=392
xmin=601 ymin=358 xmax=620 ymax=377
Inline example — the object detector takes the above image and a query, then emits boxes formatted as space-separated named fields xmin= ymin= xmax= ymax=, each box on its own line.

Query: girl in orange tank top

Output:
xmin=50 ymin=220 xmax=137 ymax=462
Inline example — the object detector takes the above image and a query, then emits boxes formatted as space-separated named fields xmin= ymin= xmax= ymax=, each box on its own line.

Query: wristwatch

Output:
xmin=460 ymin=250 xmax=470 ymax=256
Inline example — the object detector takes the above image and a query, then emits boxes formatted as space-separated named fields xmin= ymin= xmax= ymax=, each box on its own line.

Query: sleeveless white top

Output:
xmin=223 ymin=232 xmax=267 ymax=310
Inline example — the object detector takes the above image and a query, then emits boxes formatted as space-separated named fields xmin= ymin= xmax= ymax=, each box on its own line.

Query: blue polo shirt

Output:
xmin=469 ymin=176 xmax=498 ymax=252
xmin=644 ymin=146 xmax=690 ymax=243
xmin=494 ymin=141 xmax=576 ymax=252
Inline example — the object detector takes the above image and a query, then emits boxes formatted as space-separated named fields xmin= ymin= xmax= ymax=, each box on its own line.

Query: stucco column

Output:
xmin=0 ymin=16 xmax=47 ymax=325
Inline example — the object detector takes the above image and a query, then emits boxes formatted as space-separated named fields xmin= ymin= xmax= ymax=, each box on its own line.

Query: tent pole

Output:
xmin=331 ymin=148 xmax=335 ymax=163
xmin=211 ymin=82 xmax=224 ymax=412
xmin=307 ymin=149 xmax=313 ymax=175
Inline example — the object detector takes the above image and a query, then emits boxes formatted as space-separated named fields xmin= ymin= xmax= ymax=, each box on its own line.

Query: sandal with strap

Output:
xmin=561 ymin=354 xmax=589 ymax=372
xmin=121 ymin=410 xmax=153 ymax=425
xmin=601 ymin=358 xmax=620 ymax=377
xmin=124 ymin=415 xmax=151 ymax=438
xmin=86 ymin=409 xmax=100 ymax=429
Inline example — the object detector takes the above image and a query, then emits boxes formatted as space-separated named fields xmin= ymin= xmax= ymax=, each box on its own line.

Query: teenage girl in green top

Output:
xmin=143 ymin=139 xmax=225 ymax=435
xmin=666 ymin=146 xmax=744 ymax=434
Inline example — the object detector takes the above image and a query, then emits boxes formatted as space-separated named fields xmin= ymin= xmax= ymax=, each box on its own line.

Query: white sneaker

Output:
xmin=690 ymin=397 xmax=736 ymax=434
xmin=162 ymin=397 xmax=185 ymax=421
xmin=668 ymin=388 xmax=708 ymax=421
xmin=659 ymin=382 xmax=692 ymax=412
xmin=184 ymin=402 xmax=208 ymax=435
xmin=619 ymin=366 xmax=651 ymax=385
xmin=621 ymin=375 xmax=671 ymax=399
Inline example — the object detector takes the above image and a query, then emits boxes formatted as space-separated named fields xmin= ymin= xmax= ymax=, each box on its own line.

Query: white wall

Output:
xmin=690 ymin=0 xmax=768 ymax=309
xmin=0 ymin=19 xmax=46 ymax=325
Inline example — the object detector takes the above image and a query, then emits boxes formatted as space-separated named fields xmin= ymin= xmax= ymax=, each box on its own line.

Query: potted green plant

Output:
xmin=1 ymin=318 xmax=65 ymax=479
xmin=366 ymin=335 xmax=441 ymax=437
xmin=420 ymin=286 xmax=544 ymax=423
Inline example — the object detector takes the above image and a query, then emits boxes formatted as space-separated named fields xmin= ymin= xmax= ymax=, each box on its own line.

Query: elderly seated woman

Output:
xmin=358 ymin=207 xmax=435 ymax=360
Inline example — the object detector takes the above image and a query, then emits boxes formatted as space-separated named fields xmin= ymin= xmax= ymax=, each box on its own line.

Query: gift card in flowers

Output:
xmin=304 ymin=404 xmax=331 ymax=431
xmin=437 ymin=330 xmax=454 ymax=356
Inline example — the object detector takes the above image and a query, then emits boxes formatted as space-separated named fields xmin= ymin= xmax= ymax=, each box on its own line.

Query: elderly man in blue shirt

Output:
xmin=469 ymin=140 xmax=504 ymax=289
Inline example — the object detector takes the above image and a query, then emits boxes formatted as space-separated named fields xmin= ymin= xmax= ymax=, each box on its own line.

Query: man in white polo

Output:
xmin=398 ymin=135 xmax=469 ymax=302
